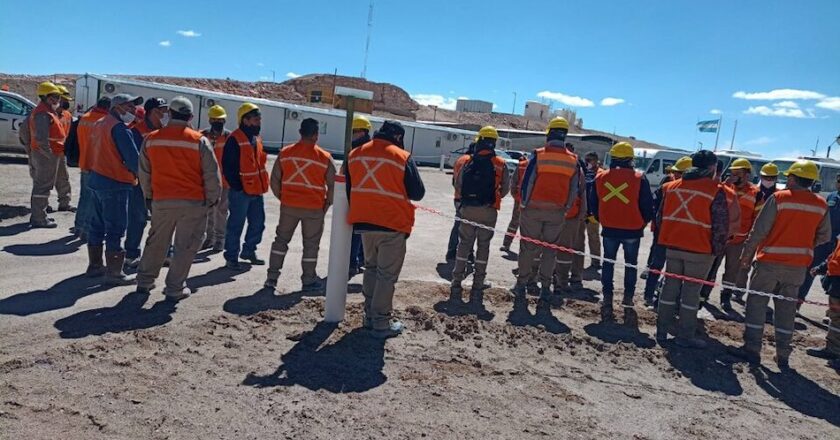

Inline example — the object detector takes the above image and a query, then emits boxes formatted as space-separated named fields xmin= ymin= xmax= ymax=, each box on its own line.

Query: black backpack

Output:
xmin=460 ymin=152 xmax=497 ymax=206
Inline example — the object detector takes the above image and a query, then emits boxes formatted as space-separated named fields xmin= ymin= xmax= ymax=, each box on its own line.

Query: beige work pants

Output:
xmin=743 ymin=261 xmax=806 ymax=359
xmin=451 ymin=205 xmax=498 ymax=287
xmin=267 ymin=205 xmax=326 ymax=285
xmin=555 ymin=218 xmax=585 ymax=285
xmin=55 ymin=154 xmax=71 ymax=208
xmin=29 ymin=147 xmax=60 ymax=224
xmin=361 ymin=231 xmax=407 ymax=330
xmin=585 ymin=220 xmax=601 ymax=265
xmin=656 ymin=249 xmax=715 ymax=338
xmin=205 ymin=187 xmax=229 ymax=244
xmin=517 ymin=207 xmax=567 ymax=287
xmin=502 ymin=199 xmax=521 ymax=249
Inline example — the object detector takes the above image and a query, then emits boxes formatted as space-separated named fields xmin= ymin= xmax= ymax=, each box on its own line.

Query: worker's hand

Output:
xmin=810 ymin=267 xmax=819 ymax=277
xmin=586 ymin=215 xmax=598 ymax=225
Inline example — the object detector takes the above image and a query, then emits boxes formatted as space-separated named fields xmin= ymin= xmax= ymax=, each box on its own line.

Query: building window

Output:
xmin=310 ymin=90 xmax=322 ymax=103
xmin=435 ymin=137 xmax=442 ymax=148
xmin=320 ymin=122 xmax=328 ymax=134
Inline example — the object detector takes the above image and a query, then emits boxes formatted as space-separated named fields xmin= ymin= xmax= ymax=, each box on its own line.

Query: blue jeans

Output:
xmin=88 ymin=187 xmax=131 ymax=252
xmin=125 ymin=185 xmax=148 ymax=259
xmin=350 ymin=232 xmax=364 ymax=268
xmin=601 ymin=236 xmax=641 ymax=306
xmin=799 ymin=241 xmax=835 ymax=300
xmin=643 ymin=242 xmax=667 ymax=302
xmin=224 ymin=190 xmax=266 ymax=262
xmin=74 ymin=171 xmax=93 ymax=233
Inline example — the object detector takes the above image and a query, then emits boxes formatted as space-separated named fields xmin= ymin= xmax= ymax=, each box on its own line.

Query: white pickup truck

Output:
xmin=0 ymin=90 xmax=36 ymax=154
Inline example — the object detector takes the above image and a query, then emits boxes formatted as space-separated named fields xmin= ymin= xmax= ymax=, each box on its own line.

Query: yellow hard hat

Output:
xmin=36 ymin=81 xmax=62 ymax=97
xmin=56 ymin=85 xmax=73 ymax=100
xmin=760 ymin=163 xmax=779 ymax=177
xmin=237 ymin=102 xmax=260 ymax=122
xmin=478 ymin=125 xmax=499 ymax=140
xmin=783 ymin=160 xmax=819 ymax=181
xmin=673 ymin=156 xmax=693 ymax=172
xmin=546 ymin=117 xmax=569 ymax=132
xmin=208 ymin=105 xmax=227 ymax=119
xmin=728 ymin=158 xmax=752 ymax=172
xmin=352 ymin=115 xmax=372 ymax=131
xmin=609 ymin=142 xmax=634 ymax=159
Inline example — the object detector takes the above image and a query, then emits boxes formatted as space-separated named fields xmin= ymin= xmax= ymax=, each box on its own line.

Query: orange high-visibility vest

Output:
xmin=278 ymin=141 xmax=333 ymax=210
xmin=77 ymin=107 xmax=108 ymax=171
xmin=565 ymin=194 xmax=582 ymax=219
xmin=231 ymin=128 xmax=269 ymax=195
xmin=826 ymin=240 xmax=840 ymax=276
xmin=595 ymin=167 xmax=644 ymax=230
xmin=528 ymin=146 xmax=578 ymax=209
xmin=58 ymin=110 xmax=72 ymax=140
xmin=513 ymin=157 xmax=528 ymax=203
xmin=143 ymin=125 xmax=206 ymax=201
xmin=728 ymin=183 xmax=758 ymax=244
xmin=201 ymin=128 xmax=230 ymax=188
xmin=658 ymin=177 xmax=720 ymax=254
xmin=132 ymin=119 xmax=155 ymax=139
xmin=347 ymin=138 xmax=414 ymax=234
xmin=28 ymin=102 xmax=66 ymax=154
xmin=756 ymin=189 xmax=827 ymax=267
xmin=452 ymin=154 xmax=471 ymax=201
xmin=89 ymin=114 xmax=136 ymax=184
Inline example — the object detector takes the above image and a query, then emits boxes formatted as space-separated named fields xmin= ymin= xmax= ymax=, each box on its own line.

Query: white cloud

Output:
xmin=744 ymin=105 xmax=815 ymax=119
xmin=176 ymin=30 xmax=201 ymax=38
xmin=816 ymin=97 xmax=840 ymax=111
xmin=258 ymin=76 xmax=271 ymax=81
xmin=286 ymin=72 xmax=301 ymax=79
xmin=411 ymin=94 xmax=460 ymax=110
xmin=710 ymin=109 xmax=722 ymax=115
xmin=159 ymin=40 xmax=171 ymax=47
xmin=773 ymin=101 xmax=799 ymax=109
xmin=732 ymin=89 xmax=825 ymax=100
xmin=256 ymin=62 xmax=264 ymax=67
xmin=600 ymin=97 xmax=625 ymax=107
xmin=536 ymin=91 xmax=595 ymax=107
xmin=744 ymin=136 xmax=775 ymax=146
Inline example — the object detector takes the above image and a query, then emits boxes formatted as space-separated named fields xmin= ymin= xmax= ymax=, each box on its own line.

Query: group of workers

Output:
xmin=447 ymin=117 xmax=839 ymax=369
xmin=19 ymin=82 xmax=839 ymax=358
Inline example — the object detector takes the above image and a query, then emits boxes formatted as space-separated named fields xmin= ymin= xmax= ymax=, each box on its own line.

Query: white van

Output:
xmin=714 ymin=150 xmax=769 ymax=185
xmin=0 ymin=90 xmax=36 ymax=154
xmin=605 ymin=147 xmax=689 ymax=187
xmin=769 ymin=157 xmax=840 ymax=196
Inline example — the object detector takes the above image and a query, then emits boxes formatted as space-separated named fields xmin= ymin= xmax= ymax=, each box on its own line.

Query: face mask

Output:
xmin=211 ymin=121 xmax=225 ymax=132
xmin=244 ymin=124 xmax=261 ymax=136
xmin=120 ymin=111 xmax=136 ymax=124
xmin=159 ymin=113 xmax=170 ymax=127
xmin=60 ymin=101 xmax=70 ymax=110
xmin=761 ymin=179 xmax=775 ymax=188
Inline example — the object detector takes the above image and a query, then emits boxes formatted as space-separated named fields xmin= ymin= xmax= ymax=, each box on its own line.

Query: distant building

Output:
xmin=552 ymin=108 xmax=578 ymax=128
xmin=524 ymin=101 xmax=550 ymax=121
xmin=456 ymin=99 xmax=493 ymax=113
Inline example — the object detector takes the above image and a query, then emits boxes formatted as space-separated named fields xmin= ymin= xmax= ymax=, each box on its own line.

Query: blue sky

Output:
xmin=2 ymin=0 xmax=838 ymax=158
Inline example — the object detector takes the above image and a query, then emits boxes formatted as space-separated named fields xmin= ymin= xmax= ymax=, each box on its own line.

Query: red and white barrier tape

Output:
xmin=414 ymin=204 xmax=836 ymax=310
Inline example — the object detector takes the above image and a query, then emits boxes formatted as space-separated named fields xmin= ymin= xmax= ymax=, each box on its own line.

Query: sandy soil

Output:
xmin=1 ymin=156 xmax=837 ymax=439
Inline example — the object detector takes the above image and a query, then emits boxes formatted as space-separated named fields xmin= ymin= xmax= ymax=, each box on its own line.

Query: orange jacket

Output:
xmin=595 ymin=168 xmax=644 ymax=230
xmin=278 ymin=141 xmax=333 ymax=210
xmin=513 ymin=157 xmax=528 ymax=203
xmin=28 ymin=102 xmax=66 ymax=154
xmin=454 ymin=151 xmax=508 ymax=210
xmin=89 ymin=114 xmax=136 ymax=185
xmin=348 ymin=138 xmax=414 ymax=234
xmin=231 ymin=128 xmax=269 ymax=195
xmin=77 ymin=107 xmax=108 ymax=171
xmin=452 ymin=154 xmax=471 ymax=201
xmin=143 ymin=125 xmax=206 ymax=201
xmin=132 ymin=119 xmax=155 ymax=139
xmin=526 ymin=146 xmax=578 ymax=209
xmin=658 ymin=177 xmax=720 ymax=254
xmin=58 ymin=110 xmax=72 ymax=140
xmin=728 ymin=183 xmax=758 ymax=244
xmin=827 ymin=240 xmax=840 ymax=276
xmin=202 ymin=128 xmax=230 ymax=188
xmin=756 ymin=189 xmax=827 ymax=267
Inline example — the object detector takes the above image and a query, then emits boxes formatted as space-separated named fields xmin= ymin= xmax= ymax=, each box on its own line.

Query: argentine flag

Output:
xmin=697 ymin=119 xmax=720 ymax=133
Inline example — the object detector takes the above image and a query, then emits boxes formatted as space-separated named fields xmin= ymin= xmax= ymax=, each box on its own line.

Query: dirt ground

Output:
xmin=1 ymin=155 xmax=838 ymax=439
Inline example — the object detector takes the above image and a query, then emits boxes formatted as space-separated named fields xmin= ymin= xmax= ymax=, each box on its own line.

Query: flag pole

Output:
xmin=729 ymin=119 xmax=738 ymax=150
xmin=713 ymin=116 xmax=722 ymax=151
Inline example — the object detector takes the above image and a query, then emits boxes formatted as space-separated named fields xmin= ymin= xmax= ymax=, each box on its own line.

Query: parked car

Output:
xmin=446 ymin=147 xmax=518 ymax=174
xmin=0 ymin=90 xmax=36 ymax=154
xmin=503 ymin=150 xmax=527 ymax=160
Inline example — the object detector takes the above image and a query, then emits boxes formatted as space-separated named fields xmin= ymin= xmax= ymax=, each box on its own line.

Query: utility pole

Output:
xmin=362 ymin=0 xmax=374 ymax=78
xmin=511 ymin=92 xmax=517 ymax=115
xmin=813 ymin=136 xmax=820 ymax=157
xmin=829 ymin=134 xmax=840 ymax=159
xmin=729 ymin=119 xmax=738 ymax=150
xmin=270 ymin=70 xmax=275 ymax=82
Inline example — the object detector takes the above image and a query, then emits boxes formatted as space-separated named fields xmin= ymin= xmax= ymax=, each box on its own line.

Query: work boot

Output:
xmin=264 ymin=277 xmax=278 ymax=290
xmin=79 ymin=231 xmax=88 ymax=243
xmin=85 ymin=245 xmax=106 ymax=277
xmin=774 ymin=355 xmax=791 ymax=372
xmin=538 ymin=287 xmax=552 ymax=303
xmin=472 ymin=280 xmax=492 ymax=291
xmin=445 ymin=250 xmax=456 ymax=261
xmin=622 ymin=298 xmax=637 ymax=326
xmin=225 ymin=260 xmax=242 ymax=270
xmin=58 ymin=205 xmax=77 ymax=212
xmin=124 ymin=256 xmax=141 ymax=270
xmin=499 ymin=245 xmax=510 ymax=252
xmin=721 ymin=290 xmax=733 ymax=312
xmin=240 ymin=252 xmax=265 ymax=265
xmin=600 ymin=305 xmax=615 ymax=322
xmin=164 ymin=287 xmax=191 ymax=302
xmin=655 ymin=327 xmax=669 ymax=345
xmin=450 ymin=283 xmax=463 ymax=300
xmin=200 ymin=238 xmax=213 ymax=250
xmin=468 ymin=253 xmax=475 ymax=264
xmin=301 ymin=279 xmax=324 ymax=292
xmin=526 ymin=282 xmax=540 ymax=296
xmin=212 ymin=241 xmax=225 ymax=252
xmin=136 ymin=283 xmax=156 ymax=295
xmin=674 ymin=337 xmax=707 ymax=349
xmin=805 ymin=347 xmax=839 ymax=360
xmin=569 ymin=278 xmax=583 ymax=290
xmin=510 ymin=283 xmax=526 ymax=297
xmin=46 ymin=205 xmax=56 ymax=213
xmin=369 ymin=320 xmax=405 ymax=339
xmin=30 ymin=219 xmax=58 ymax=229
xmin=103 ymin=251 xmax=136 ymax=285
xmin=553 ymin=281 xmax=570 ymax=296
xmin=727 ymin=346 xmax=761 ymax=365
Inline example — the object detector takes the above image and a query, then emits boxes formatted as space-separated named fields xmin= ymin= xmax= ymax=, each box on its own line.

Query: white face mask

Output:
xmin=760 ymin=179 xmax=775 ymax=188
xmin=160 ymin=114 xmax=170 ymax=127
xmin=120 ymin=111 xmax=136 ymax=124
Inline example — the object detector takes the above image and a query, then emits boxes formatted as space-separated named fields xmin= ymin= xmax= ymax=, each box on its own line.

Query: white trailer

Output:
xmin=74 ymin=74 xmax=476 ymax=166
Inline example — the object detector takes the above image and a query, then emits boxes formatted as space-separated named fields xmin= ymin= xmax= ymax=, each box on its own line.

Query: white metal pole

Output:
xmin=324 ymin=175 xmax=352 ymax=322
xmin=729 ymin=119 xmax=738 ymax=150
xmin=439 ymin=154 xmax=445 ymax=172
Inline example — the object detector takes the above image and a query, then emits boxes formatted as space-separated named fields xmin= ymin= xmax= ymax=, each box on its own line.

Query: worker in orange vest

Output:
xmin=349 ymin=115 xmax=373 ymax=276
xmin=729 ymin=160 xmax=831 ymax=369
xmin=222 ymin=102 xmax=269 ymax=269
xmin=500 ymin=154 xmax=528 ymax=253
xmin=450 ymin=126 xmax=510 ymax=296
xmin=593 ymin=142 xmax=655 ymax=322
xmin=86 ymin=93 xmax=145 ymax=284
xmin=73 ymin=96 xmax=111 ymax=240
xmin=552 ymin=144 xmax=587 ymax=295
xmin=512 ymin=117 xmax=580 ymax=300
xmin=53 ymin=85 xmax=75 ymax=214
xmin=201 ymin=105 xmax=232 ymax=251
xmin=655 ymin=150 xmax=730 ymax=348
xmin=23 ymin=82 xmax=67 ymax=228
xmin=135 ymin=97 xmax=221 ymax=301
xmin=805 ymin=239 xmax=840 ymax=367
xmin=446 ymin=143 xmax=476 ymax=261
xmin=346 ymin=120 xmax=425 ymax=337
xmin=265 ymin=118 xmax=336 ymax=291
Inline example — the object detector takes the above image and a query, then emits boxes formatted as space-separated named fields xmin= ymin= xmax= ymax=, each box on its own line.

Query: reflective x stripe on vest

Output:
xmin=663 ymin=188 xmax=714 ymax=228
xmin=602 ymin=182 xmax=629 ymax=204
xmin=281 ymin=157 xmax=328 ymax=190
xmin=352 ymin=156 xmax=407 ymax=200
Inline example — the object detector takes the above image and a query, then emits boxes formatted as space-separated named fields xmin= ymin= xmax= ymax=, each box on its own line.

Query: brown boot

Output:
xmin=86 ymin=245 xmax=106 ymax=277
xmin=104 ymin=250 xmax=136 ymax=285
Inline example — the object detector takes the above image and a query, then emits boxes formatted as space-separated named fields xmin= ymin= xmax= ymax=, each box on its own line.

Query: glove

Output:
xmin=586 ymin=215 xmax=598 ymax=225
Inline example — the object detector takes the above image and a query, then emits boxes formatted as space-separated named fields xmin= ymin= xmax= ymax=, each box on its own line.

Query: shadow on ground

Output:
xmin=53 ymin=291 xmax=177 ymax=338
xmin=751 ymin=366 xmax=840 ymax=427
xmin=433 ymin=289 xmax=495 ymax=321
xmin=507 ymin=295 xmax=570 ymax=334
xmin=4 ymin=234 xmax=82 ymax=256
xmin=0 ymin=274 xmax=112 ymax=316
